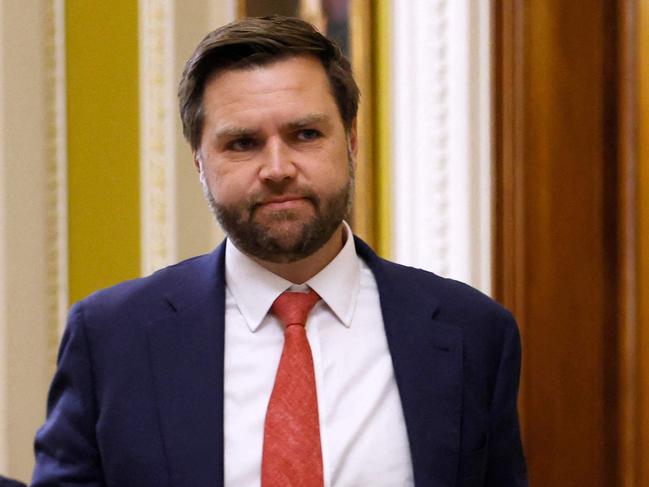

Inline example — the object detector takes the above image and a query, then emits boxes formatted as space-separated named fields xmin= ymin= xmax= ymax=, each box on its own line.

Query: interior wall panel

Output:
xmin=392 ymin=0 xmax=492 ymax=291
xmin=66 ymin=1 xmax=140 ymax=303
xmin=494 ymin=0 xmax=643 ymax=485
xmin=637 ymin=0 xmax=649 ymax=484
xmin=0 ymin=0 xmax=61 ymax=481
xmin=139 ymin=0 xmax=231 ymax=276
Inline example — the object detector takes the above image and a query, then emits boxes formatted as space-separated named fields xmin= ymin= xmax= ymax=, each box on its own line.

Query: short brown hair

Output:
xmin=178 ymin=15 xmax=360 ymax=151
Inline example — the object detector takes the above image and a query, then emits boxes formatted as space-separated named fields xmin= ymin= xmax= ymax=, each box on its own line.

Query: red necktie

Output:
xmin=261 ymin=290 xmax=324 ymax=487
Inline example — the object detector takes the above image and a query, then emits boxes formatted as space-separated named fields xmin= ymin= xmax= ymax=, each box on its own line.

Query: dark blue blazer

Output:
xmin=32 ymin=238 xmax=528 ymax=487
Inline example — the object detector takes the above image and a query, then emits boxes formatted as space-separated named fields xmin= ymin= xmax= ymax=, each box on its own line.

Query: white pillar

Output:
xmin=0 ymin=0 xmax=67 ymax=480
xmin=392 ymin=0 xmax=492 ymax=294
xmin=139 ymin=0 xmax=234 ymax=275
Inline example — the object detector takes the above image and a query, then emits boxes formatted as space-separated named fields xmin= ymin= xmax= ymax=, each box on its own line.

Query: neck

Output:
xmin=251 ymin=224 xmax=346 ymax=284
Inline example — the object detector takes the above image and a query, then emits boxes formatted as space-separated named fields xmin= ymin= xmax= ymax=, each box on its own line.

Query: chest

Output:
xmin=222 ymin=287 xmax=414 ymax=486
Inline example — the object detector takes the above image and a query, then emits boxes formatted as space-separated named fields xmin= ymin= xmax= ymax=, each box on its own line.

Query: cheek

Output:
xmin=320 ymin=156 xmax=350 ymax=183
xmin=305 ymin=147 xmax=350 ymax=180
xmin=204 ymin=165 xmax=254 ymax=203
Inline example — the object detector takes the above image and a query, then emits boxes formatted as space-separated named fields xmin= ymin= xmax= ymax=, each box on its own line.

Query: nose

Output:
xmin=258 ymin=137 xmax=297 ymax=184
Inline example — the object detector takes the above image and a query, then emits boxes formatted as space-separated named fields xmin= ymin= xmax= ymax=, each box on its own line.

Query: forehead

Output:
xmin=201 ymin=55 xmax=339 ymax=123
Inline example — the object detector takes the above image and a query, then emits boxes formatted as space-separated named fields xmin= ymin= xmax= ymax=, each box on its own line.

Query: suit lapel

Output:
xmin=145 ymin=245 xmax=226 ymax=487
xmin=356 ymin=238 xmax=463 ymax=487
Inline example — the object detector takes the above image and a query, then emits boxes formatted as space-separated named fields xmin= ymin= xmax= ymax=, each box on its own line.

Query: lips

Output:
xmin=262 ymin=196 xmax=305 ymax=204
xmin=258 ymin=196 xmax=309 ymax=211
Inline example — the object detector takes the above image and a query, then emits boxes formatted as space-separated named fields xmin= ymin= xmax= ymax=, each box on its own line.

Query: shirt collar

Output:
xmin=225 ymin=221 xmax=360 ymax=332
xmin=306 ymin=222 xmax=359 ymax=328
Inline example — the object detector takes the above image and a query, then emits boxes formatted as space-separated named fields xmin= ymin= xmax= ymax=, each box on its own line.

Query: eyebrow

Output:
xmin=213 ymin=126 xmax=259 ymax=141
xmin=284 ymin=113 xmax=330 ymax=130
xmin=212 ymin=113 xmax=331 ymax=141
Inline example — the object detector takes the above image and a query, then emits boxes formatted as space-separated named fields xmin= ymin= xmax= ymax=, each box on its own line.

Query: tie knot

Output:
xmin=271 ymin=289 xmax=320 ymax=328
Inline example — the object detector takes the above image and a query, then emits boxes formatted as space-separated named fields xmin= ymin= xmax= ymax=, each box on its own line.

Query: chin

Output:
xmin=261 ymin=224 xmax=318 ymax=252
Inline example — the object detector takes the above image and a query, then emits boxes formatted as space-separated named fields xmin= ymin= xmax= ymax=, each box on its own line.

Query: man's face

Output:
xmin=196 ymin=55 xmax=356 ymax=263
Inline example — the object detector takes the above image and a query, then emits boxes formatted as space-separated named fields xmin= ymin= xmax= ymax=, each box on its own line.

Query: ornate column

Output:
xmin=392 ymin=0 xmax=492 ymax=293
xmin=0 ymin=0 xmax=67 ymax=479
xmin=139 ymin=0 xmax=234 ymax=275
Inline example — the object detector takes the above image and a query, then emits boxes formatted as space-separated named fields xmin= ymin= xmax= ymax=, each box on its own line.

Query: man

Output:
xmin=32 ymin=16 xmax=527 ymax=487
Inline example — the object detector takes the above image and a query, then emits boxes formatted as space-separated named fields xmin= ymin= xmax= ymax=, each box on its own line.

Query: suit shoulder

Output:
xmin=375 ymin=257 xmax=516 ymax=329
xmin=77 ymin=251 xmax=219 ymax=322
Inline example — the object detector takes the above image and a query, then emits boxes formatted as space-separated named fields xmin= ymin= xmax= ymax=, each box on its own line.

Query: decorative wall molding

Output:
xmin=392 ymin=0 xmax=492 ymax=294
xmin=0 ymin=7 xmax=7 ymax=474
xmin=139 ymin=0 xmax=232 ymax=276
xmin=44 ymin=0 xmax=68 ymax=342
xmin=0 ymin=0 xmax=66 ymax=478
xmin=139 ymin=0 xmax=177 ymax=275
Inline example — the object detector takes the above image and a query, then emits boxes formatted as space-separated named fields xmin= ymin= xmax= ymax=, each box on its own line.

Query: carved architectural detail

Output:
xmin=44 ymin=0 xmax=68 ymax=353
xmin=139 ymin=0 xmax=176 ymax=275
xmin=0 ymin=0 xmax=69 ymax=474
xmin=392 ymin=0 xmax=491 ymax=293
xmin=393 ymin=0 xmax=450 ymax=275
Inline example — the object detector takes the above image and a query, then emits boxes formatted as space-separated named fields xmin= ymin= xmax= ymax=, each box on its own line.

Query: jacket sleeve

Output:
xmin=31 ymin=302 xmax=106 ymax=486
xmin=485 ymin=313 xmax=529 ymax=487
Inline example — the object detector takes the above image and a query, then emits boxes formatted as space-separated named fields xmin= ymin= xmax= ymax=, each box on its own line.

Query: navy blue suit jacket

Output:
xmin=32 ymin=238 xmax=528 ymax=486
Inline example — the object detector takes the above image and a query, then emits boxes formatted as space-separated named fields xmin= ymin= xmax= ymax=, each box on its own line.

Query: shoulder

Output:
xmin=384 ymin=257 xmax=512 ymax=323
xmin=75 ymin=246 xmax=223 ymax=326
xmin=355 ymin=237 xmax=516 ymax=337
xmin=59 ymin=248 xmax=224 ymax=365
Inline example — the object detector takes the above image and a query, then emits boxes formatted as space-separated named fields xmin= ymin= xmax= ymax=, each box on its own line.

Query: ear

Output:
xmin=193 ymin=150 xmax=202 ymax=172
xmin=348 ymin=118 xmax=358 ymax=158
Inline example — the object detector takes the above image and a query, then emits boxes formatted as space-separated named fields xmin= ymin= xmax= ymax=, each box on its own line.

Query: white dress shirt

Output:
xmin=223 ymin=222 xmax=414 ymax=486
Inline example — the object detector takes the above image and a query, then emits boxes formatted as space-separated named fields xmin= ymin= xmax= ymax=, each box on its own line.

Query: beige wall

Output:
xmin=0 ymin=0 xmax=234 ymax=481
xmin=0 ymin=0 xmax=59 ymax=480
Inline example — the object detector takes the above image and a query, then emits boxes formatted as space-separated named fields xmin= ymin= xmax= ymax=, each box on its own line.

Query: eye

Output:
xmin=296 ymin=129 xmax=322 ymax=141
xmin=227 ymin=137 xmax=257 ymax=151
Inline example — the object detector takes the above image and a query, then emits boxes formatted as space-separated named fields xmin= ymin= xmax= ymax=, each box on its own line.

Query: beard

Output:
xmin=200 ymin=160 xmax=354 ymax=264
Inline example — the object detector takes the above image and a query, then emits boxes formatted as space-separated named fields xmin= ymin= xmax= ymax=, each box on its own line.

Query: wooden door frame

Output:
xmin=616 ymin=1 xmax=641 ymax=485
xmin=492 ymin=0 xmax=643 ymax=485
xmin=637 ymin=1 xmax=649 ymax=485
